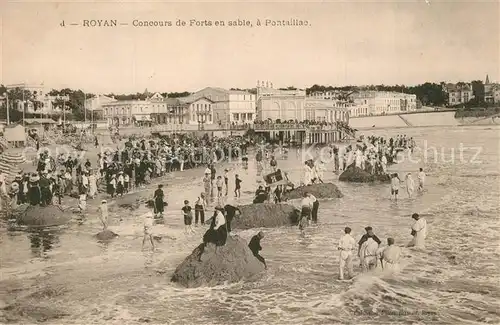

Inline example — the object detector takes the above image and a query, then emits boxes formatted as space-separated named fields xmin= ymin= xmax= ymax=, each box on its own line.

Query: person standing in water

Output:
xmin=338 ymin=227 xmax=355 ymax=280
xmin=390 ymin=173 xmax=402 ymax=201
xmin=309 ymin=193 xmax=319 ymax=224
xmin=405 ymin=173 xmax=415 ymax=198
xmin=408 ymin=213 xmax=427 ymax=249
xmin=378 ymin=238 xmax=401 ymax=271
xmin=359 ymin=236 xmax=380 ymax=272
xmin=298 ymin=192 xmax=312 ymax=236
xmin=358 ymin=226 xmax=381 ymax=268
xmin=417 ymin=168 xmax=426 ymax=191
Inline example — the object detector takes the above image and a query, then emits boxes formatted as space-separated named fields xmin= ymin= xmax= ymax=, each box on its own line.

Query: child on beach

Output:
xmin=142 ymin=201 xmax=155 ymax=251
xmin=224 ymin=169 xmax=229 ymax=196
xmin=405 ymin=173 xmax=415 ymax=198
xmin=216 ymin=176 xmax=224 ymax=198
xmin=234 ymin=174 xmax=242 ymax=198
xmin=390 ymin=173 xmax=402 ymax=202
xmin=124 ymin=172 xmax=130 ymax=193
xmin=417 ymin=168 xmax=426 ymax=191
xmin=78 ymin=193 xmax=87 ymax=214
xmin=182 ymin=200 xmax=195 ymax=234
xmin=194 ymin=193 xmax=207 ymax=226
xmin=98 ymin=199 xmax=108 ymax=230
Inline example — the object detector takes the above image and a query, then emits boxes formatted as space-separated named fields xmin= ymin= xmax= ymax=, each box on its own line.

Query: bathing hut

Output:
xmin=3 ymin=124 xmax=26 ymax=147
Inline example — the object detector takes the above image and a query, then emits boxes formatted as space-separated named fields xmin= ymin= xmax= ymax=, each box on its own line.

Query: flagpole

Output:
xmin=84 ymin=93 xmax=87 ymax=126
xmin=22 ymin=84 xmax=25 ymax=127
xmin=91 ymin=96 xmax=94 ymax=134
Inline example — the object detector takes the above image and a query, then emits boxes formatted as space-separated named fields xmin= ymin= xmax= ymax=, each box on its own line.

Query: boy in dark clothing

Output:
xmin=234 ymin=174 xmax=242 ymax=198
xmin=248 ymin=231 xmax=266 ymax=269
xmin=224 ymin=204 xmax=241 ymax=233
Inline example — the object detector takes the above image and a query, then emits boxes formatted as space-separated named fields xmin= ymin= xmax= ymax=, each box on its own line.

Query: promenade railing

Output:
xmin=253 ymin=123 xmax=340 ymax=131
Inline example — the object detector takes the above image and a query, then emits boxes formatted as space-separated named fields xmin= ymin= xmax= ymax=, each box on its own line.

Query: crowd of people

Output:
xmin=337 ymin=212 xmax=427 ymax=280
xmin=3 ymin=134 xmax=250 ymax=212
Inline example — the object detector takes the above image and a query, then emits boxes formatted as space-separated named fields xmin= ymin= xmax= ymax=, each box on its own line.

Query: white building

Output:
xmin=256 ymin=85 xmax=306 ymax=121
xmin=442 ymin=83 xmax=474 ymax=106
xmin=349 ymin=91 xmax=417 ymax=116
xmin=484 ymin=75 xmax=500 ymax=104
xmin=84 ymin=95 xmax=117 ymax=112
xmin=188 ymin=87 xmax=255 ymax=126
xmin=256 ymin=84 xmax=350 ymax=123
xmin=148 ymin=92 xmax=165 ymax=101
xmin=310 ymin=90 xmax=344 ymax=100
xmin=102 ymin=100 xmax=152 ymax=126
xmin=304 ymin=99 xmax=351 ymax=123
xmin=179 ymin=97 xmax=214 ymax=125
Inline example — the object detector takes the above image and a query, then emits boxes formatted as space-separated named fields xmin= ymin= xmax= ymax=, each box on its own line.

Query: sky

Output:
xmin=0 ymin=0 xmax=498 ymax=94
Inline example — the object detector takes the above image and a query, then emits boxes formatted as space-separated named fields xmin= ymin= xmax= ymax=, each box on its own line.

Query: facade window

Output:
xmin=247 ymin=113 xmax=253 ymax=120
xmin=233 ymin=113 xmax=239 ymax=121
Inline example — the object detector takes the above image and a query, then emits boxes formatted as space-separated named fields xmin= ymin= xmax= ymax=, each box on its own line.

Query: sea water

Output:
xmin=0 ymin=125 xmax=499 ymax=325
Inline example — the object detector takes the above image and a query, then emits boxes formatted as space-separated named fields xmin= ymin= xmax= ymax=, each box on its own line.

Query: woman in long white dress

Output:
xmin=302 ymin=162 xmax=312 ymax=186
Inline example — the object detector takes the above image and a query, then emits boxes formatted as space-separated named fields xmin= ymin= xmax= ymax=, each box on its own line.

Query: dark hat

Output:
xmin=365 ymin=226 xmax=373 ymax=231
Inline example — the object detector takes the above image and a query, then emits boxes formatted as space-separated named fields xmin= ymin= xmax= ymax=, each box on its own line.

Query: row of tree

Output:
xmin=305 ymin=83 xmax=449 ymax=106
xmin=1 ymin=80 xmax=493 ymax=122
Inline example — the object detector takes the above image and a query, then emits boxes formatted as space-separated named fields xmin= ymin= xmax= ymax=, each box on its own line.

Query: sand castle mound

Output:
xmin=116 ymin=193 xmax=150 ymax=210
xmin=95 ymin=229 xmax=119 ymax=241
xmin=13 ymin=204 xmax=72 ymax=227
xmin=282 ymin=183 xmax=343 ymax=200
xmin=171 ymin=235 xmax=265 ymax=288
xmin=339 ymin=166 xmax=391 ymax=183
xmin=232 ymin=203 xmax=300 ymax=229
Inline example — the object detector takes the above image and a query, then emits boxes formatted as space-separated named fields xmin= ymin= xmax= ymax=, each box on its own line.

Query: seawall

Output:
xmin=350 ymin=111 xmax=498 ymax=129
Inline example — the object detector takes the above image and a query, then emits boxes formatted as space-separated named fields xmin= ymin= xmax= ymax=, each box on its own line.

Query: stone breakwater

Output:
xmin=348 ymin=111 xmax=489 ymax=129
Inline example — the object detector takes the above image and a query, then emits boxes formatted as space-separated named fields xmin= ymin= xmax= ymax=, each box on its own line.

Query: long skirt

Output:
xmin=116 ymin=182 xmax=124 ymax=195
xmin=154 ymin=199 xmax=164 ymax=214
xmin=203 ymin=226 xmax=228 ymax=246
xmin=106 ymin=184 xmax=115 ymax=196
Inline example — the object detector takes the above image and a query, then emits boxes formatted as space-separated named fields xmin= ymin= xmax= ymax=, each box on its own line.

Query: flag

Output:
xmin=264 ymin=170 xmax=287 ymax=185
